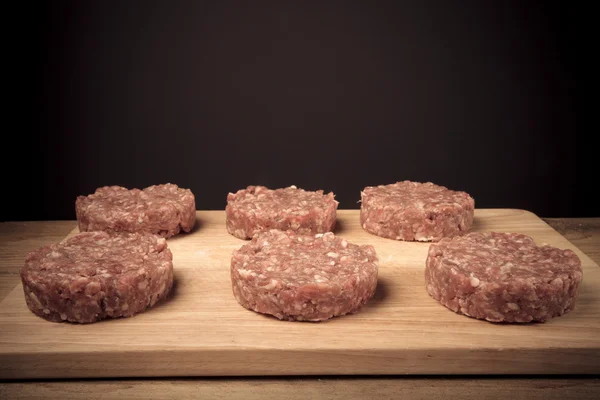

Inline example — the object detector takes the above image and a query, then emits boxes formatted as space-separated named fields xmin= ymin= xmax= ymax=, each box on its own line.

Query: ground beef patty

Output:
xmin=76 ymin=183 xmax=196 ymax=238
xmin=360 ymin=181 xmax=474 ymax=242
xmin=231 ymin=230 xmax=378 ymax=321
xmin=226 ymin=185 xmax=338 ymax=240
xmin=20 ymin=231 xmax=173 ymax=324
xmin=425 ymin=232 xmax=583 ymax=323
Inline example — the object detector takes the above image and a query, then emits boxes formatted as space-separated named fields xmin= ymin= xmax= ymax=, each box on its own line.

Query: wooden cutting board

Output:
xmin=1 ymin=209 xmax=599 ymax=379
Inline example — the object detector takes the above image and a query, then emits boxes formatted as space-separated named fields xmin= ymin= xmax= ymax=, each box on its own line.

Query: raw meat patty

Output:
xmin=360 ymin=181 xmax=474 ymax=241
xmin=425 ymin=232 xmax=583 ymax=323
xmin=231 ymin=229 xmax=378 ymax=321
xmin=76 ymin=183 xmax=196 ymax=238
xmin=20 ymin=231 xmax=174 ymax=324
xmin=226 ymin=185 xmax=338 ymax=240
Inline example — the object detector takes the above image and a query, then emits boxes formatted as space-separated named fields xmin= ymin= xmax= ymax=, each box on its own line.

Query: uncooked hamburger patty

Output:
xmin=20 ymin=231 xmax=173 ymax=324
xmin=226 ymin=185 xmax=338 ymax=240
xmin=76 ymin=183 xmax=196 ymax=238
xmin=425 ymin=232 xmax=583 ymax=323
xmin=360 ymin=181 xmax=474 ymax=241
xmin=231 ymin=230 xmax=378 ymax=321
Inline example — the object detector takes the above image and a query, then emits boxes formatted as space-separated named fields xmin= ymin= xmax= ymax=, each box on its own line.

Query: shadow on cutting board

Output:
xmin=166 ymin=216 xmax=203 ymax=242
xmin=369 ymin=278 xmax=389 ymax=306
xmin=471 ymin=215 xmax=486 ymax=232
xmin=144 ymin=269 xmax=182 ymax=315
xmin=333 ymin=219 xmax=346 ymax=235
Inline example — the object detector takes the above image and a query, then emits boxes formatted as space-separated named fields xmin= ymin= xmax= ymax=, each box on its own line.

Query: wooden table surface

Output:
xmin=1 ymin=216 xmax=599 ymax=399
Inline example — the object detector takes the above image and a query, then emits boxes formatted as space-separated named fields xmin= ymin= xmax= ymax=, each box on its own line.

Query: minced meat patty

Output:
xmin=76 ymin=183 xmax=196 ymax=238
xmin=360 ymin=181 xmax=474 ymax=241
xmin=20 ymin=231 xmax=173 ymax=324
xmin=425 ymin=232 xmax=583 ymax=323
xmin=231 ymin=229 xmax=378 ymax=321
xmin=226 ymin=185 xmax=338 ymax=240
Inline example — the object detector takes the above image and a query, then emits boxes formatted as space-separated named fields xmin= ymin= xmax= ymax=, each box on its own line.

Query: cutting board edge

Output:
xmin=1 ymin=346 xmax=599 ymax=379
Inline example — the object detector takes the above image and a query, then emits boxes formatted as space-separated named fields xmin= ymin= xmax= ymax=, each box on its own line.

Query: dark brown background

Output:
xmin=5 ymin=1 xmax=591 ymax=221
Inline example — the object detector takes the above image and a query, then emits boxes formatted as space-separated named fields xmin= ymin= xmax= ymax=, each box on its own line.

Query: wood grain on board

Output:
xmin=0 ymin=210 xmax=598 ymax=379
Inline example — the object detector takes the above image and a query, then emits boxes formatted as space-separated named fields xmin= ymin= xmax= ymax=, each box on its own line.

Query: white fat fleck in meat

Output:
xmin=29 ymin=292 xmax=43 ymax=308
xmin=323 ymin=232 xmax=334 ymax=241
xmin=262 ymin=279 xmax=278 ymax=290
xmin=500 ymin=262 xmax=514 ymax=274
xmin=237 ymin=268 xmax=254 ymax=281
xmin=417 ymin=236 xmax=434 ymax=242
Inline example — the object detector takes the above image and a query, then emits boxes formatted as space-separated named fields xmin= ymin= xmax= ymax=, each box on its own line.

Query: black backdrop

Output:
xmin=6 ymin=1 xmax=592 ymax=221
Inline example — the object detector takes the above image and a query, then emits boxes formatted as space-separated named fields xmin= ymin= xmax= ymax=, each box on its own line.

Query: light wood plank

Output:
xmin=0 ymin=210 xmax=599 ymax=379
